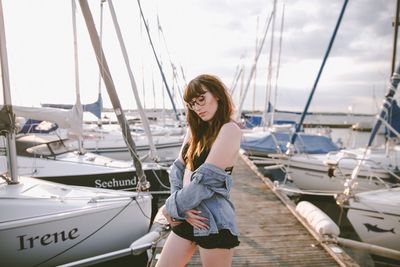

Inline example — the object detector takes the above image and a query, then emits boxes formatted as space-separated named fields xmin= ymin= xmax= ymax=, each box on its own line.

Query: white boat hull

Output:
xmin=286 ymin=160 xmax=390 ymax=194
xmin=346 ymin=188 xmax=400 ymax=251
xmin=285 ymin=149 xmax=398 ymax=194
xmin=0 ymin=177 xmax=152 ymax=267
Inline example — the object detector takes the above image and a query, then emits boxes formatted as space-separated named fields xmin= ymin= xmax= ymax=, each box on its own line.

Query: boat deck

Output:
xmin=150 ymin=155 xmax=359 ymax=266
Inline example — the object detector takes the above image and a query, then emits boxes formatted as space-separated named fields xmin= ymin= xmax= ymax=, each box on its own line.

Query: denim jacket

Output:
xmin=165 ymin=159 xmax=238 ymax=237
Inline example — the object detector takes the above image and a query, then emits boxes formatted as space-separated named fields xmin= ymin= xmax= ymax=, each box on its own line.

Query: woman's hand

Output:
xmin=185 ymin=209 xmax=209 ymax=230
xmin=162 ymin=205 xmax=182 ymax=227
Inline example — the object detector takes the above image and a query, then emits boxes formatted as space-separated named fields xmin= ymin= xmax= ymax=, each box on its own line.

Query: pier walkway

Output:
xmin=151 ymin=155 xmax=359 ymax=266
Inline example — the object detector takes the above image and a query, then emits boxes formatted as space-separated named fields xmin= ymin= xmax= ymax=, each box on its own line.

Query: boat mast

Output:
xmin=272 ymin=3 xmax=286 ymax=127
xmin=236 ymin=11 xmax=273 ymax=121
xmin=262 ymin=0 xmax=277 ymax=128
xmin=71 ymin=0 xmax=84 ymax=153
xmin=391 ymin=0 xmax=400 ymax=74
xmin=78 ymin=0 xmax=148 ymax=190
xmin=136 ymin=0 xmax=180 ymax=122
xmin=0 ymin=0 xmax=18 ymax=184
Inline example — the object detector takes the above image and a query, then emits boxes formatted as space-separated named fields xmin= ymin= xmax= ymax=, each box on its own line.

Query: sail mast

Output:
xmin=78 ymin=0 xmax=148 ymax=190
xmin=136 ymin=0 xmax=180 ymax=122
xmin=0 ymin=0 xmax=18 ymax=183
xmin=262 ymin=0 xmax=277 ymax=128
xmin=71 ymin=0 xmax=84 ymax=153
xmin=391 ymin=0 xmax=400 ymax=74
xmin=236 ymin=11 xmax=273 ymax=121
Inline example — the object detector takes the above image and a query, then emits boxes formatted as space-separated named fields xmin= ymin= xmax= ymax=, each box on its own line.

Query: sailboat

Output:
xmin=335 ymin=50 xmax=400 ymax=252
xmin=270 ymin=0 xmax=400 ymax=196
xmin=0 ymin=0 xmax=171 ymax=213
xmin=0 ymin=1 xmax=152 ymax=266
xmin=0 ymin=134 xmax=170 ymax=193
xmin=38 ymin=96 xmax=184 ymax=163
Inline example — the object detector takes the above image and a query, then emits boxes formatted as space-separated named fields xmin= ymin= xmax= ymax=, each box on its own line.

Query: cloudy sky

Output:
xmin=1 ymin=0 xmax=398 ymax=115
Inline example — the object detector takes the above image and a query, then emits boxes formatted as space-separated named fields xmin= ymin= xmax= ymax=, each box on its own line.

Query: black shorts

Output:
xmin=172 ymin=221 xmax=240 ymax=249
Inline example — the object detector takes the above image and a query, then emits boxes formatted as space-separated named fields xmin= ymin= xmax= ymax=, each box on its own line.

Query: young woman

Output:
xmin=156 ymin=74 xmax=241 ymax=267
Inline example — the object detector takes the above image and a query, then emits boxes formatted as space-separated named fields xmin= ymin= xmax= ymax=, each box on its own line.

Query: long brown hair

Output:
xmin=183 ymin=74 xmax=234 ymax=170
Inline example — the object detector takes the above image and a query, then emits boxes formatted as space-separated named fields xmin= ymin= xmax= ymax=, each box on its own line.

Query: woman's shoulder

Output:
xmin=221 ymin=121 xmax=241 ymax=132
xmin=219 ymin=121 xmax=242 ymax=137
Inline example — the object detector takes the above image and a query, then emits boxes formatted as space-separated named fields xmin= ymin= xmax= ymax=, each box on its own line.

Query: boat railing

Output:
xmin=325 ymin=155 xmax=400 ymax=186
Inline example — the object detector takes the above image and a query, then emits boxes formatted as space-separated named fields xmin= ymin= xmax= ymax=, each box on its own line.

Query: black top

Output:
xmin=182 ymin=143 xmax=233 ymax=174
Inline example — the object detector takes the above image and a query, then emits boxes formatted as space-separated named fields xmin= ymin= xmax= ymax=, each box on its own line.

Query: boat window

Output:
xmin=26 ymin=139 xmax=78 ymax=157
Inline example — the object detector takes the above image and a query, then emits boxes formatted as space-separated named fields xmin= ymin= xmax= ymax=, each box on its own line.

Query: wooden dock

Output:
xmin=150 ymin=155 xmax=359 ymax=266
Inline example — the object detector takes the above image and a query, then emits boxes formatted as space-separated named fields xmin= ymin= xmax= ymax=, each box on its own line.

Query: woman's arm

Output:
xmin=165 ymin=122 xmax=241 ymax=219
xmin=178 ymin=127 xmax=191 ymax=162
xmin=205 ymin=121 xmax=242 ymax=169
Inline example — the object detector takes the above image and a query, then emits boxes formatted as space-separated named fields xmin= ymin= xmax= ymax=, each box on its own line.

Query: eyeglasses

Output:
xmin=186 ymin=92 xmax=208 ymax=110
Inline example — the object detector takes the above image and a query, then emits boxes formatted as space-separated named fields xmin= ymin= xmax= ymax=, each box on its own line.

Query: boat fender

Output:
xmin=296 ymin=201 xmax=340 ymax=237
xmin=129 ymin=225 xmax=164 ymax=255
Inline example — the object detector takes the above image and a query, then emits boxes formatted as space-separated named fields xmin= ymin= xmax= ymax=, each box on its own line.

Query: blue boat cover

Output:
xmin=18 ymin=119 xmax=58 ymax=134
xmin=241 ymin=131 xmax=340 ymax=154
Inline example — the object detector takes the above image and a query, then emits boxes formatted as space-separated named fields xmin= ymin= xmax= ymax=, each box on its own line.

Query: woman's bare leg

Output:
xmin=155 ymin=232 xmax=197 ymax=267
xmin=199 ymin=247 xmax=234 ymax=267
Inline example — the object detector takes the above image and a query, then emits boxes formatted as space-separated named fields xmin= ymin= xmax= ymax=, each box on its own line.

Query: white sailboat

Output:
xmin=335 ymin=38 xmax=400 ymax=251
xmin=0 ymin=1 xmax=153 ymax=266
xmin=80 ymin=123 xmax=184 ymax=162
xmin=0 ymin=177 xmax=152 ymax=267
xmin=0 ymin=134 xmax=170 ymax=193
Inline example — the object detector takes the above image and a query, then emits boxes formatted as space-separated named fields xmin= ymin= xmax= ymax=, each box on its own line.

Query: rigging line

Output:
xmin=139 ymin=10 xmax=146 ymax=110
xmin=152 ymin=73 xmax=156 ymax=109
xmin=107 ymin=0 xmax=159 ymax=161
xmin=288 ymin=0 xmax=350 ymax=151
xmin=230 ymin=62 xmax=244 ymax=96
xmin=253 ymin=16 xmax=259 ymax=113
xmin=134 ymin=197 xmax=152 ymax=220
xmin=262 ymin=0 xmax=278 ymax=128
xmin=156 ymin=14 xmax=184 ymax=98
xmin=33 ymin=196 xmax=138 ymax=267
xmin=136 ymin=0 xmax=180 ymax=122
xmin=150 ymin=169 xmax=170 ymax=190
xmin=98 ymin=0 xmax=105 ymax=96
xmin=272 ymin=2 xmax=285 ymax=126
xmin=236 ymin=10 xmax=274 ymax=121
xmin=155 ymin=12 xmax=167 ymax=118
xmin=229 ymin=63 xmax=241 ymax=93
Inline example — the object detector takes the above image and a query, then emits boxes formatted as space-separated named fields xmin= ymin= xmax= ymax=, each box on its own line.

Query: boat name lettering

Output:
xmin=95 ymin=177 xmax=137 ymax=189
xmin=17 ymin=227 xmax=79 ymax=250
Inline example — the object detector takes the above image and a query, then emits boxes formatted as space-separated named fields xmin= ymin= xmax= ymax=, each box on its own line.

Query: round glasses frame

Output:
xmin=186 ymin=92 xmax=208 ymax=110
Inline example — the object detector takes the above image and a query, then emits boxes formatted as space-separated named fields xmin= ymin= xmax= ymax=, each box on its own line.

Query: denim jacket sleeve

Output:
xmin=169 ymin=158 xmax=185 ymax=194
xmin=165 ymin=163 xmax=232 ymax=220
